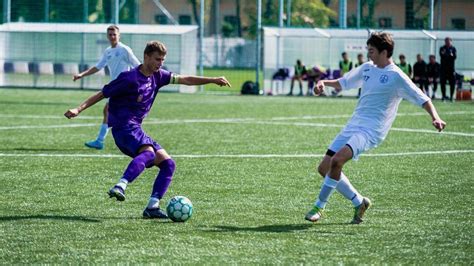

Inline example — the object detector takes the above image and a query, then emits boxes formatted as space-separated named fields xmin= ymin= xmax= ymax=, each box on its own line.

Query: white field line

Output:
xmin=0 ymin=114 xmax=103 ymax=120
xmin=0 ymin=119 xmax=472 ymax=137
xmin=0 ymin=150 xmax=473 ymax=159
xmin=0 ymin=123 xmax=98 ymax=130
xmin=0 ymin=110 xmax=472 ymax=121
xmin=0 ymin=112 xmax=472 ymax=137
xmin=227 ymin=120 xmax=474 ymax=137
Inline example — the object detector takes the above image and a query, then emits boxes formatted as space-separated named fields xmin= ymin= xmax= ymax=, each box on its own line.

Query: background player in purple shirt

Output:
xmin=65 ymin=41 xmax=231 ymax=219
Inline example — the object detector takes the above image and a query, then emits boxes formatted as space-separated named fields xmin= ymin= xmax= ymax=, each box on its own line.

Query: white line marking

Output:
xmin=0 ymin=150 xmax=473 ymax=159
xmin=232 ymin=121 xmax=474 ymax=137
xmin=390 ymin=127 xmax=474 ymax=137
xmin=0 ymin=123 xmax=98 ymax=130
xmin=0 ymin=113 xmax=472 ymax=137
xmin=0 ymin=110 xmax=472 ymax=121
xmin=0 ymin=114 xmax=103 ymax=120
xmin=0 ymin=119 xmax=472 ymax=137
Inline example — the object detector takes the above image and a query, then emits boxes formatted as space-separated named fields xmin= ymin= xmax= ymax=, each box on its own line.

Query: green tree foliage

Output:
xmin=245 ymin=0 xmax=335 ymax=38
xmin=5 ymin=0 xmax=136 ymax=24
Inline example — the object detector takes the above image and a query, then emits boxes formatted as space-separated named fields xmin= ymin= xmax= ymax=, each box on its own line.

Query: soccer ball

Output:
xmin=166 ymin=196 xmax=193 ymax=222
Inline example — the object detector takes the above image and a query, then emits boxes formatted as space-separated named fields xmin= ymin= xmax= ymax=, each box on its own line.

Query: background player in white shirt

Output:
xmin=73 ymin=25 xmax=140 ymax=150
xmin=305 ymin=32 xmax=446 ymax=224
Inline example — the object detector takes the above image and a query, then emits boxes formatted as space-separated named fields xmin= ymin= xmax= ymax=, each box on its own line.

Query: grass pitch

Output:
xmin=0 ymin=88 xmax=472 ymax=264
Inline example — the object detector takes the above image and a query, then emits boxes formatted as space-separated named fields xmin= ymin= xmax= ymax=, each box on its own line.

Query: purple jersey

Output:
xmin=102 ymin=66 xmax=172 ymax=129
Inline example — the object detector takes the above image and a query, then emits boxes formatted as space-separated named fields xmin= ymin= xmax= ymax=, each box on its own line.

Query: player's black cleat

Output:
xmin=143 ymin=208 xmax=169 ymax=219
xmin=108 ymin=186 xmax=125 ymax=201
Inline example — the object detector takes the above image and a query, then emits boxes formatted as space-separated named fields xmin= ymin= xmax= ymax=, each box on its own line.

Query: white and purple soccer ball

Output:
xmin=166 ymin=196 xmax=193 ymax=222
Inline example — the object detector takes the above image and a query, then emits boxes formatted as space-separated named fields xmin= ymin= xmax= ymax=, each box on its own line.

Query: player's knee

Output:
xmin=317 ymin=163 xmax=327 ymax=177
xmin=158 ymin=159 xmax=176 ymax=174
xmin=329 ymin=156 xmax=345 ymax=169
xmin=143 ymin=151 xmax=156 ymax=168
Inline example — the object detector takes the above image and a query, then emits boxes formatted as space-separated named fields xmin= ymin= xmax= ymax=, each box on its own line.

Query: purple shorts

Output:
xmin=111 ymin=126 xmax=162 ymax=158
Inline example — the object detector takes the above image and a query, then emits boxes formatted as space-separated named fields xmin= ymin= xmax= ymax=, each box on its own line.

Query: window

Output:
xmin=155 ymin=15 xmax=168 ymax=25
xmin=378 ymin=17 xmax=392 ymax=28
xmin=452 ymin=18 xmax=466 ymax=30
xmin=179 ymin=15 xmax=192 ymax=25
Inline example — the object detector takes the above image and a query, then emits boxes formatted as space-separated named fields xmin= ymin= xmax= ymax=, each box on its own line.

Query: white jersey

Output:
xmin=338 ymin=61 xmax=430 ymax=141
xmin=95 ymin=42 xmax=140 ymax=80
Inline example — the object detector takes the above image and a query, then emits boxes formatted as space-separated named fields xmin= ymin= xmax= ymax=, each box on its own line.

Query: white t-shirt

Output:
xmin=338 ymin=61 xmax=430 ymax=142
xmin=95 ymin=42 xmax=140 ymax=80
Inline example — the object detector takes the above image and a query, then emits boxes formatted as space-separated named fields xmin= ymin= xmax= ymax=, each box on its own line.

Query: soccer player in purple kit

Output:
xmin=65 ymin=41 xmax=231 ymax=219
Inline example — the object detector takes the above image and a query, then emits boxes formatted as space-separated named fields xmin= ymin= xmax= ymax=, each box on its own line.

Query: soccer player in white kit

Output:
xmin=305 ymin=32 xmax=446 ymax=224
xmin=73 ymin=25 xmax=140 ymax=150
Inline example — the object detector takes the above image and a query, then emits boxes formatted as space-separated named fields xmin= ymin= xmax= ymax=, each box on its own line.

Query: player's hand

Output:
xmin=215 ymin=77 xmax=231 ymax=87
xmin=73 ymin=74 xmax=82 ymax=81
xmin=432 ymin=118 xmax=446 ymax=132
xmin=313 ymin=80 xmax=325 ymax=95
xmin=64 ymin=108 xmax=80 ymax=119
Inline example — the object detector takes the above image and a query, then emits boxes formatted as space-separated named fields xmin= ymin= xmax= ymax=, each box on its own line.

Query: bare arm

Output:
xmin=73 ymin=67 xmax=100 ymax=81
xmin=176 ymin=75 xmax=231 ymax=87
xmin=64 ymin=91 xmax=105 ymax=119
xmin=422 ymin=100 xmax=446 ymax=132
xmin=313 ymin=79 xmax=342 ymax=95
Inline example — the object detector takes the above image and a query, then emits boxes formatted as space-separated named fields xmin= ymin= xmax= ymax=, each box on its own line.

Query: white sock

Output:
xmin=315 ymin=175 xmax=339 ymax=209
xmin=116 ymin=178 xmax=128 ymax=191
xmin=336 ymin=172 xmax=363 ymax=207
xmin=147 ymin=197 xmax=160 ymax=209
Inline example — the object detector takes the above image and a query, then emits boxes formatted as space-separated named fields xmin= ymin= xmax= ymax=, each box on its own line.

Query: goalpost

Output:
xmin=0 ymin=23 xmax=198 ymax=92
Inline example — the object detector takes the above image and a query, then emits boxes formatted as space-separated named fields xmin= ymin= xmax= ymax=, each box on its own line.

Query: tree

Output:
xmin=244 ymin=0 xmax=336 ymax=38
xmin=360 ymin=0 xmax=378 ymax=28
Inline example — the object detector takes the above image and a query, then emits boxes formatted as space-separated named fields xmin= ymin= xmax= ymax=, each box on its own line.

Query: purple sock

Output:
xmin=122 ymin=151 xmax=156 ymax=183
xmin=151 ymin=159 xmax=176 ymax=199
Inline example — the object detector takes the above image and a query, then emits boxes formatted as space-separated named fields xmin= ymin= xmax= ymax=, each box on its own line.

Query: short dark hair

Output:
xmin=144 ymin=41 xmax=167 ymax=56
xmin=107 ymin=25 xmax=120 ymax=32
xmin=367 ymin=32 xmax=394 ymax=58
xmin=341 ymin=52 xmax=347 ymax=57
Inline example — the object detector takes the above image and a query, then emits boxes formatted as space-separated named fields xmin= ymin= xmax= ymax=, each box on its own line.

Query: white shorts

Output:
xmin=328 ymin=126 xmax=381 ymax=160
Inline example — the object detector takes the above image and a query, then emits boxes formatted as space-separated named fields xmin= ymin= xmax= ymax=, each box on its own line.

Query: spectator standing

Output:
xmin=397 ymin=54 xmax=412 ymax=78
xmin=339 ymin=52 xmax=353 ymax=76
xmin=288 ymin=59 xmax=307 ymax=96
xmin=439 ymin=37 xmax=457 ymax=102
xmin=413 ymin=54 xmax=428 ymax=95
xmin=426 ymin=55 xmax=441 ymax=100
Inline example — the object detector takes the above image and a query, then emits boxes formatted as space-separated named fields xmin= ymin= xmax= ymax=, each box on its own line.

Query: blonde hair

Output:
xmin=107 ymin=25 xmax=120 ymax=32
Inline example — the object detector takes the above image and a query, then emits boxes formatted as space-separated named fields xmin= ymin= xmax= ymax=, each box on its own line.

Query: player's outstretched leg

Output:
xmin=305 ymin=175 xmax=339 ymax=222
xmin=108 ymin=186 xmax=125 ymax=201
xmin=143 ymin=159 xmax=175 ymax=219
xmin=351 ymin=197 xmax=372 ymax=224
xmin=108 ymin=150 xmax=156 ymax=201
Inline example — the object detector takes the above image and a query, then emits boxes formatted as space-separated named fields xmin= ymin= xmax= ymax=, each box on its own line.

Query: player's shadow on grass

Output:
xmin=207 ymin=222 xmax=351 ymax=233
xmin=0 ymin=215 xmax=101 ymax=223
xmin=210 ymin=224 xmax=313 ymax=233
